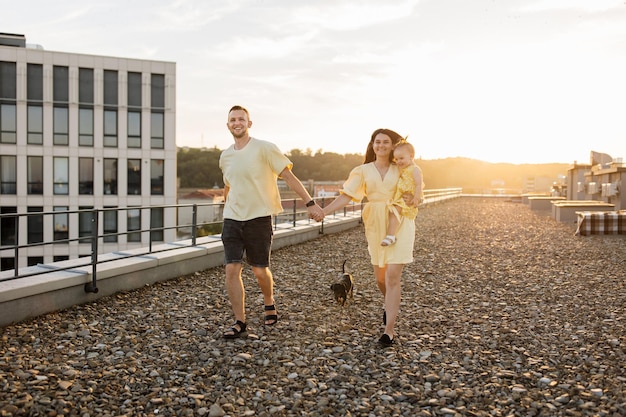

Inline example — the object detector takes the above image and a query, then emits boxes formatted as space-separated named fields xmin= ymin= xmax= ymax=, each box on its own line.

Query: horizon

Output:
xmin=3 ymin=0 xmax=626 ymax=164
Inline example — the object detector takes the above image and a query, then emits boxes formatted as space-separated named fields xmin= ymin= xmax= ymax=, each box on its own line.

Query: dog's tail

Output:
xmin=342 ymin=259 xmax=347 ymax=273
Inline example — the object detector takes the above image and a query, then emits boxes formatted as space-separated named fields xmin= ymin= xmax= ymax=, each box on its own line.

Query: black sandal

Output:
xmin=264 ymin=304 xmax=278 ymax=326
xmin=223 ymin=320 xmax=247 ymax=339
xmin=379 ymin=333 xmax=394 ymax=347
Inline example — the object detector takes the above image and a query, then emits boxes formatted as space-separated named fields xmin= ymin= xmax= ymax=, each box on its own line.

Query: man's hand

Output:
xmin=307 ymin=204 xmax=325 ymax=222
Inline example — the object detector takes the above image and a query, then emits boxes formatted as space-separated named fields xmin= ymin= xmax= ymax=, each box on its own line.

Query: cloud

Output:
xmin=519 ymin=0 xmax=624 ymax=13
xmin=292 ymin=0 xmax=420 ymax=31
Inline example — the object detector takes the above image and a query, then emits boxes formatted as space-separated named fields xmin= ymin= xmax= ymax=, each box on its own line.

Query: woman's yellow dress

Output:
xmin=340 ymin=163 xmax=415 ymax=267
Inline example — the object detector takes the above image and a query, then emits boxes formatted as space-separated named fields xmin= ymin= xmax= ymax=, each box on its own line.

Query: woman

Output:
xmin=322 ymin=128 xmax=416 ymax=346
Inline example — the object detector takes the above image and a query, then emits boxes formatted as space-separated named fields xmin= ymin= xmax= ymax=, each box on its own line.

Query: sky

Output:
xmin=3 ymin=0 xmax=626 ymax=164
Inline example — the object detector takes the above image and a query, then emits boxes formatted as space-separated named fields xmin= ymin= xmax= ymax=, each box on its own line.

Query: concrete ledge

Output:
xmin=521 ymin=193 xmax=550 ymax=205
xmin=528 ymin=196 xmax=566 ymax=211
xmin=0 ymin=214 xmax=361 ymax=327
xmin=554 ymin=203 xmax=615 ymax=223
xmin=550 ymin=200 xmax=610 ymax=219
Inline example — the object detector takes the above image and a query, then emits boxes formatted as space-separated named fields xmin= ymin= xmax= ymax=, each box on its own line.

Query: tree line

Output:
xmin=177 ymin=147 xmax=365 ymax=188
xmin=177 ymin=147 xmax=570 ymax=191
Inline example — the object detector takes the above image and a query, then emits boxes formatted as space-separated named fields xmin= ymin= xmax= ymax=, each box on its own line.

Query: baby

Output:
xmin=381 ymin=140 xmax=424 ymax=246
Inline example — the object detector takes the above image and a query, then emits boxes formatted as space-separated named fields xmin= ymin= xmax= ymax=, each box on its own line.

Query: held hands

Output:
xmin=307 ymin=203 xmax=325 ymax=222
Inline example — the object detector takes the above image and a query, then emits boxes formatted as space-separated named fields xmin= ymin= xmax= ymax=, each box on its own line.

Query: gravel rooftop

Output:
xmin=1 ymin=197 xmax=624 ymax=417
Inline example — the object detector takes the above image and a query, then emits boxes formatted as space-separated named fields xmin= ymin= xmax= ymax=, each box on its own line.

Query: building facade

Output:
xmin=0 ymin=34 xmax=177 ymax=270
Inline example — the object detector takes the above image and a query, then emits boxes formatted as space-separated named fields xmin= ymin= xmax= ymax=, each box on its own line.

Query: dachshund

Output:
xmin=330 ymin=260 xmax=354 ymax=306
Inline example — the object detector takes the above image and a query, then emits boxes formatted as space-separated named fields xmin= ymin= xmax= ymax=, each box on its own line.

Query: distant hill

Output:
xmin=177 ymin=147 xmax=570 ymax=192
xmin=416 ymin=157 xmax=569 ymax=192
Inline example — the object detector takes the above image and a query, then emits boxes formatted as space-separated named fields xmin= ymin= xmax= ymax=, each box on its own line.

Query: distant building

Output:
xmin=582 ymin=152 xmax=625 ymax=210
xmin=177 ymin=189 xmax=224 ymax=238
xmin=0 ymin=33 xmax=177 ymax=270
xmin=565 ymin=151 xmax=625 ymax=210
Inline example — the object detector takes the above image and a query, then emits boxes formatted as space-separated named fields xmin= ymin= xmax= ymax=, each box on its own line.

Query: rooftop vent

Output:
xmin=0 ymin=33 xmax=26 ymax=48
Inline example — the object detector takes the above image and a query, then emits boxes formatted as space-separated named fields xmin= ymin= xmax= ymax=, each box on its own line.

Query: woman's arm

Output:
xmin=322 ymin=194 xmax=353 ymax=216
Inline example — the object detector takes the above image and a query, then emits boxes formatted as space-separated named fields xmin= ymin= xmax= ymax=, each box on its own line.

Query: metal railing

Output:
xmin=0 ymin=188 xmax=463 ymax=289
xmin=0 ymin=198 xmax=361 ymax=288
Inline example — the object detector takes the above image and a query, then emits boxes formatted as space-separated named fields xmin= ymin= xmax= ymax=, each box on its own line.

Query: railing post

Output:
xmin=191 ymin=204 xmax=197 ymax=246
xmin=320 ymin=199 xmax=325 ymax=234
xmin=84 ymin=209 xmax=99 ymax=293
xmin=292 ymin=199 xmax=297 ymax=227
xmin=13 ymin=214 xmax=19 ymax=277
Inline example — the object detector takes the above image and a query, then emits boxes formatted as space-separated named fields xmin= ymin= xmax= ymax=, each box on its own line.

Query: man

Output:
xmin=218 ymin=105 xmax=324 ymax=339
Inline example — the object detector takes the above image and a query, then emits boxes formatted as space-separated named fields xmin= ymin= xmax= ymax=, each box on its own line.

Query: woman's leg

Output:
xmin=383 ymin=263 xmax=404 ymax=339
xmin=373 ymin=265 xmax=386 ymax=295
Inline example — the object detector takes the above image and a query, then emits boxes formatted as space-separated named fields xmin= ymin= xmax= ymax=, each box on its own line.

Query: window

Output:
xmin=103 ymin=70 xmax=118 ymax=105
xmin=104 ymin=109 xmax=117 ymax=147
xmin=0 ymin=206 xmax=17 ymax=246
xmin=79 ymin=108 xmax=94 ymax=146
xmin=78 ymin=206 xmax=94 ymax=243
xmin=150 ymin=207 xmax=163 ymax=242
xmin=1 ymin=62 xmax=17 ymax=143
xmin=27 ymin=156 xmax=43 ymax=194
xmin=27 ymin=207 xmax=43 ymax=244
xmin=127 ymin=159 xmax=141 ymax=195
xmin=0 ymin=257 xmax=14 ymax=272
xmin=128 ymin=110 xmax=141 ymax=148
xmin=103 ymin=158 xmax=117 ymax=195
xmin=53 ymin=157 xmax=69 ymax=195
xmin=151 ymin=159 xmax=164 ymax=195
xmin=151 ymin=112 xmax=164 ymax=149
xmin=103 ymin=207 xmax=118 ymax=243
xmin=27 ymin=64 xmax=43 ymax=101
xmin=151 ymin=74 xmax=165 ymax=108
xmin=0 ymin=103 xmax=16 ymax=144
xmin=79 ymin=68 xmax=94 ymax=104
xmin=53 ymin=206 xmax=69 ymax=242
xmin=128 ymin=72 xmax=142 ymax=107
xmin=53 ymin=66 xmax=68 ymax=102
xmin=53 ymin=255 xmax=69 ymax=262
xmin=0 ymin=155 xmax=16 ymax=194
xmin=27 ymin=105 xmax=43 ymax=144
xmin=127 ymin=208 xmax=141 ymax=242
xmin=79 ymin=158 xmax=94 ymax=195
xmin=0 ymin=62 xmax=17 ymax=99
xmin=53 ymin=106 xmax=69 ymax=145
xmin=27 ymin=257 xmax=44 ymax=267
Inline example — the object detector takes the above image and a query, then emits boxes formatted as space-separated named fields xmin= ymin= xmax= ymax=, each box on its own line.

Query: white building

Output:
xmin=0 ymin=33 xmax=177 ymax=270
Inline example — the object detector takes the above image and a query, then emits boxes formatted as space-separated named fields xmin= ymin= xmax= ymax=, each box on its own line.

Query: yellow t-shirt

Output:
xmin=219 ymin=138 xmax=292 ymax=221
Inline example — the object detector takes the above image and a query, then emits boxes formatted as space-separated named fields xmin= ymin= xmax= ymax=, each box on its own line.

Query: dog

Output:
xmin=330 ymin=260 xmax=354 ymax=306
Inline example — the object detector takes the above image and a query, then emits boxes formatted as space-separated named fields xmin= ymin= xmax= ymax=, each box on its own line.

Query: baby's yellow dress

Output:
xmin=389 ymin=163 xmax=419 ymax=221
xmin=340 ymin=163 xmax=415 ymax=267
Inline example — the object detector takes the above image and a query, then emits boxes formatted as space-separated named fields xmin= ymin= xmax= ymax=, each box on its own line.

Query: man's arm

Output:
xmin=280 ymin=167 xmax=324 ymax=221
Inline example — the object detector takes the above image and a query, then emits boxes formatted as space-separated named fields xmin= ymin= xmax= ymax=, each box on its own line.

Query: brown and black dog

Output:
xmin=330 ymin=260 xmax=354 ymax=306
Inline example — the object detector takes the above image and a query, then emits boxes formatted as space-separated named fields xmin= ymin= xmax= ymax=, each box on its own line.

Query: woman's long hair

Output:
xmin=364 ymin=128 xmax=404 ymax=164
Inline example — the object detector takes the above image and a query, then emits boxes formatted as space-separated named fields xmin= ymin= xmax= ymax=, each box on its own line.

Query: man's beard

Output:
xmin=231 ymin=129 xmax=247 ymax=139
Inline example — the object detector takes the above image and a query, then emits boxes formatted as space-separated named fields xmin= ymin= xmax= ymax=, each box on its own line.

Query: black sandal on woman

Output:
xmin=379 ymin=333 xmax=394 ymax=347
xmin=223 ymin=320 xmax=247 ymax=339
xmin=264 ymin=304 xmax=278 ymax=326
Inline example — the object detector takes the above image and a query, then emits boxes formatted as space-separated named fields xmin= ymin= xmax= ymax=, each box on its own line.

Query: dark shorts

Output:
xmin=221 ymin=216 xmax=273 ymax=267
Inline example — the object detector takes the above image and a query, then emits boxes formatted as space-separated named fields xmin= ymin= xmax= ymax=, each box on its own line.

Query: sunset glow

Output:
xmin=3 ymin=0 xmax=626 ymax=164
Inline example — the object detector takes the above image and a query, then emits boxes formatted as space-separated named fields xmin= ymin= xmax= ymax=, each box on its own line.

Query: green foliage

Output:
xmin=177 ymin=147 xmax=223 ymax=188
xmin=177 ymin=147 xmax=569 ymax=190
xmin=196 ymin=223 xmax=222 ymax=237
